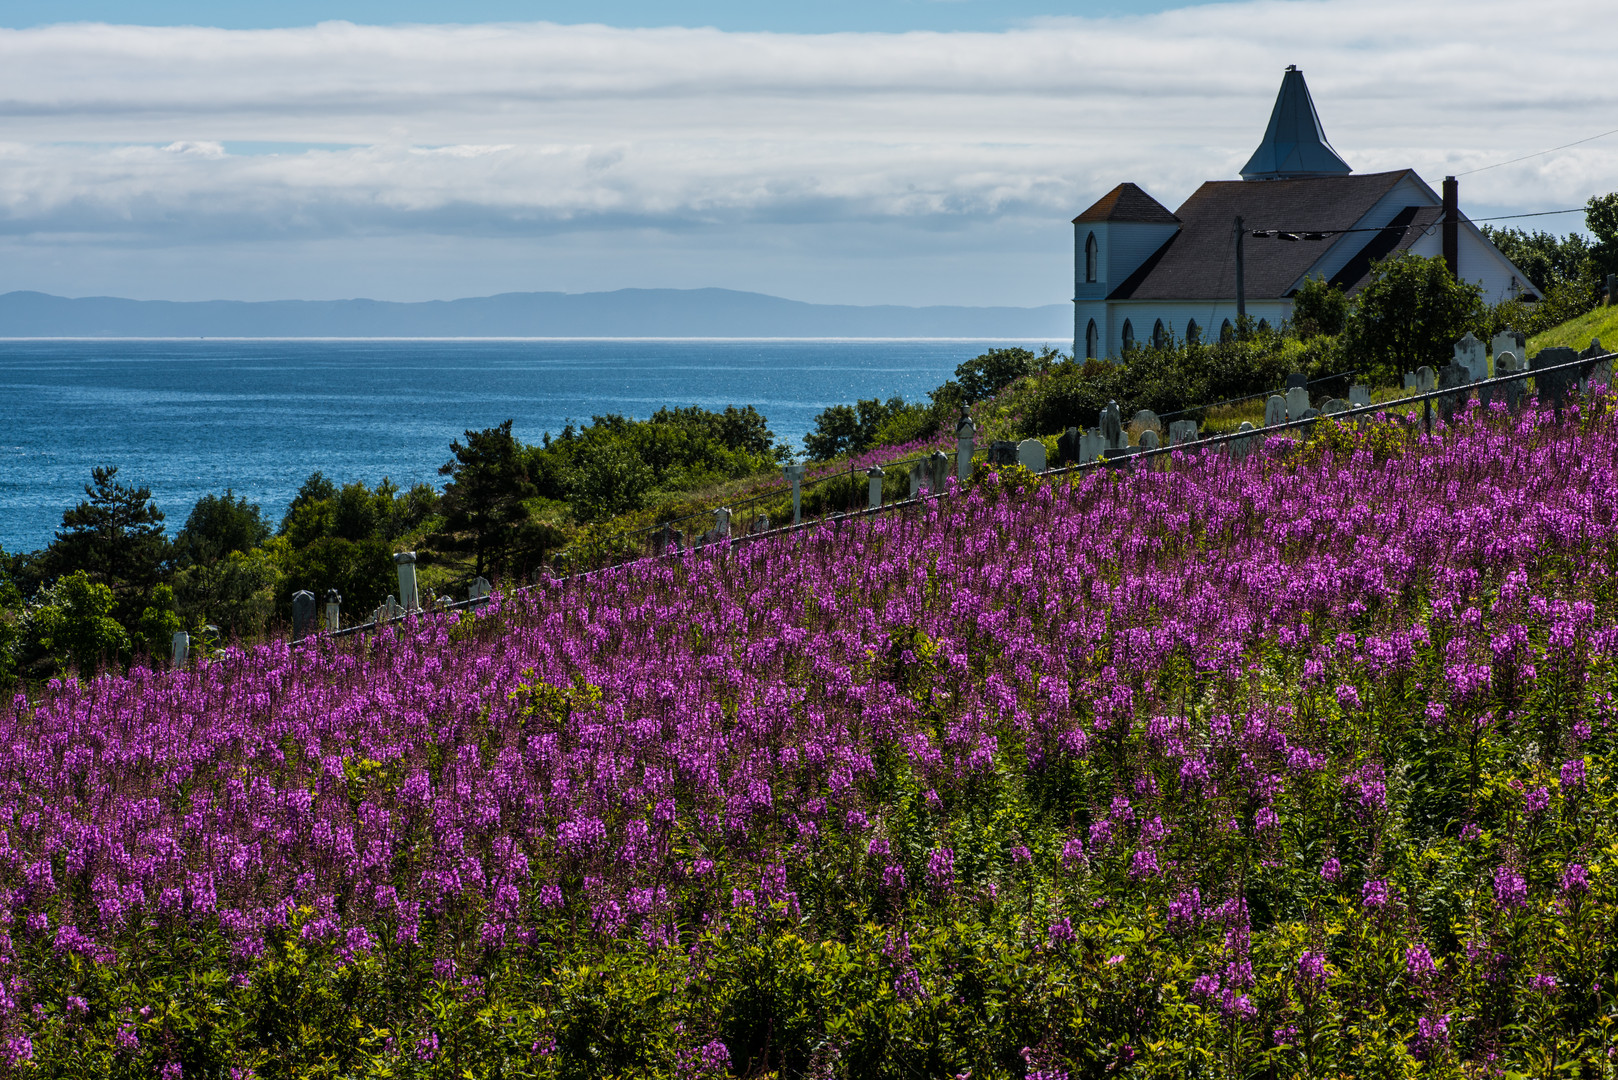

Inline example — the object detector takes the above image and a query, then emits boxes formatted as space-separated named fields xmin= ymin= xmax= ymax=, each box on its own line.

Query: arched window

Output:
xmin=1257 ymin=318 xmax=1271 ymax=333
xmin=1220 ymin=319 xmax=1234 ymax=343
xmin=1186 ymin=319 xmax=1200 ymax=344
xmin=1152 ymin=319 xmax=1166 ymax=349
xmin=1121 ymin=319 xmax=1134 ymax=353
xmin=1084 ymin=233 xmax=1099 ymax=284
xmin=1086 ymin=319 xmax=1099 ymax=359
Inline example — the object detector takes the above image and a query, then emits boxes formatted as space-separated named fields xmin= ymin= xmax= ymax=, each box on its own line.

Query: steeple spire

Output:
xmin=1240 ymin=65 xmax=1351 ymax=181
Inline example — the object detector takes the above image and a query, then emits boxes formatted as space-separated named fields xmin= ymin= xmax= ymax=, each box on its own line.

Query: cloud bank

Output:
xmin=0 ymin=1 xmax=1614 ymax=303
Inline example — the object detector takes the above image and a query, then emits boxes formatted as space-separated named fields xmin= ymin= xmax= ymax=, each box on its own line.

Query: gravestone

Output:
xmin=171 ymin=630 xmax=189 ymax=666
xmin=1437 ymin=363 xmax=1471 ymax=424
xmin=1264 ymin=395 xmax=1286 ymax=427
xmin=1416 ymin=366 xmax=1436 ymax=392
xmin=1137 ymin=429 xmax=1160 ymax=452
xmin=1453 ymin=332 xmax=1487 ymax=383
xmin=1079 ymin=429 xmax=1107 ymax=464
xmin=394 ymin=551 xmax=420 ymax=611
xmin=1322 ymin=398 xmax=1347 ymax=415
xmin=750 ymin=513 xmax=771 ymax=534
xmin=909 ymin=459 xmax=928 ymax=497
xmin=782 ymin=463 xmax=808 ymax=525
xmin=1403 ymin=373 xmax=1418 ymax=391
xmin=1131 ymin=409 xmax=1161 ymax=434
xmin=956 ymin=416 xmax=976 ymax=480
xmin=930 ymin=450 xmax=950 ymax=494
xmin=866 ymin=466 xmax=885 ymax=510
xmin=469 ymin=576 xmax=491 ymax=601
xmin=324 ymin=589 xmax=342 ymax=633
xmin=1491 ymin=329 xmax=1527 ymax=376
xmin=1493 ymin=350 xmax=1524 ymax=410
xmin=713 ymin=506 xmax=732 ymax=539
xmin=1100 ymin=400 xmax=1124 ymax=450
xmin=1056 ymin=426 xmax=1080 ymax=465
xmin=1285 ymin=386 xmax=1310 ymax=420
xmin=1286 ymin=372 xmax=1309 ymax=389
xmin=987 ymin=440 xmax=1018 ymax=467
xmin=1230 ymin=421 xmax=1257 ymax=462
xmin=1348 ymin=384 xmax=1371 ymax=408
xmin=1168 ymin=419 xmax=1199 ymax=446
xmin=1297 ymin=408 xmax=1320 ymax=422
xmin=1016 ymin=438 xmax=1047 ymax=473
xmin=1532 ymin=346 xmax=1579 ymax=417
xmin=291 ymin=590 xmax=316 ymax=641
xmin=1579 ymin=337 xmax=1609 ymax=391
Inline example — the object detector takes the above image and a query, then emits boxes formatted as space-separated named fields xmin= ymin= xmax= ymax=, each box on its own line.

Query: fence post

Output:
xmin=291 ymin=590 xmax=316 ymax=641
xmin=783 ymin=463 xmax=806 ymax=525
xmin=171 ymin=630 xmax=189 ymax=666
xmin=866 ymin=465 xmax=885 ymax=510
xmin=956 ymin=415 xmax=976 ymax=481
xmin=394 ymin=551 xmax=420 ymax=611
xmin=325 ymin=589 xmax=342 ymax=632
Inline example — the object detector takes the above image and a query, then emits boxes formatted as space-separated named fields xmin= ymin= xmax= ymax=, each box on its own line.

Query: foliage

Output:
xmin=23 ymin=569 xmax=129 ymax=674
xmin=1586 ymin=191 xmax=1618 ymax=279
xmin=1481 ymin=224 xmax=1594 ymax=293
xmin=281 ymin=475 xmax=437 ymax=549
xmin=46 ymin=465 xmax=168 ymax=610
xmin=170 ymin=548 xmax=282 ymax=640
xmin=1290 ymin=274 xmax=1348 ymax=338
xmin=804 ymin=396 xmax=919 ymax=461
xmin=174 ymin=489 xmax=271 ymax=568
xmin=1343 ymin=252 xmax=1486 ymax=385
xmin=1527 ymin=300 xmax=1618 ymax=355
xmin=1484 ymin=274 xmax=1604 ymax=342
xmin=133 ymin=582 xmax=184 ymax=658
xmin=6 ymin=402 xmax=1618 ymax=1075
xmin=565 ymin=440 xmax=655 ymax=522
xmin=279 ymin=535 xmax=397 ymax=616
xmin=953 ymin=346 xmax=1060 ymax=404
xmin=431 ymin=420 xmax=539 ymax=579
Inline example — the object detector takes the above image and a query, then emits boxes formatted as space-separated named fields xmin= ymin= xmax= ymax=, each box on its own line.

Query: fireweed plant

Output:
xmin=3 ymin=401 xmax=1618 ymax=1079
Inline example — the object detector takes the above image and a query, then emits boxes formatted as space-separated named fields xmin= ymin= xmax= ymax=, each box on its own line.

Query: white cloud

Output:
xmin=0 ymin=1 xmax=1613 ymax=301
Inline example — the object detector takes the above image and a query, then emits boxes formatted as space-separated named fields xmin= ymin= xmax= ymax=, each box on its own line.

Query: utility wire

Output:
xmin=1456 ymin=126 xmax=1618 ymax=176
xmin=1249 ymin=206 xmax=1588 ymax=238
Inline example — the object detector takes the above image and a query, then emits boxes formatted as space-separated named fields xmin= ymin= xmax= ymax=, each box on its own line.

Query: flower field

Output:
xmin=6 ymin=402 xmax=1618 ymax=1078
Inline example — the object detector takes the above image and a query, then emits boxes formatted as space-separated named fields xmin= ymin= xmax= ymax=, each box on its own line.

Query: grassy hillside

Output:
xmin=5 ymin=401 xmax=1618 ymax=1077
xmin=1529 ymin=301 xmax=1618 ymax=352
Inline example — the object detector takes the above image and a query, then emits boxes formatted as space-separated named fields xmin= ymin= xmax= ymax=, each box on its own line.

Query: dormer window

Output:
xmin=1085 ymin=233 xmax=1099 ymax=283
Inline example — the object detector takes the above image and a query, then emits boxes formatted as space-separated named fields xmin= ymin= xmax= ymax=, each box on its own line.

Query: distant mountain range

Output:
xmin=0 ymin=288 xmax=1071 ymax=339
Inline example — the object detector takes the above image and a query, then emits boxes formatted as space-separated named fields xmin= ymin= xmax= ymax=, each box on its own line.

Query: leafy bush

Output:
xmin=1344 ymin=251 xmax=1486 ymax=386
xmin=1291 ymin=274 xmax=1347 ymax=338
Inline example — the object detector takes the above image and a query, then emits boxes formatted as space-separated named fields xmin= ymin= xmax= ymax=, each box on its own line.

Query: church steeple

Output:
xmin=1240 ymin=66 xmax=1352 ymax=181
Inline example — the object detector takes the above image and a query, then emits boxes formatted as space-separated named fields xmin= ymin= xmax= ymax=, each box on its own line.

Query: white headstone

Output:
xmin=1168 ymin=419 xmax=1199 ymax=446
xmin=1264 ymin=395 xmax=1286 ymax=427
xmin=1016 ymin=439 xmax=1047 ymax=473
xmin=1079 ymin=429 xmax=1106 ymax=464
xmin=1348 ymin=384 xmax=1371 ymax=408
xmin=956 ymin=416 xmax=976 ymax=480
xmin=1131 ymin=409 xmax=1161 ymax=434
xmin=866 ymin=466 xmax=885 ymax=510
xmin=1321 ymin=398 xmax=1347 ymax=414
xmin=930 ymin=450 xmax=950 ymax=494
xmin=394 ymin=552 xmax=420 ymax=611
xmin=1231 ymin=420 xmax=1257 ymax=461
xmin=1137 ymin=429 xmax=1160 ymax=451
xmin=1100 ymin=401 xmax=1124 ymax=449
xmin=1285 ymin=386 xmax=1310 ymax=419
xmin=908 ymin=459 xmax=928 ymax=497
xmin=171 ymin=630 xmax=189 ymax=666
xmin=714 ymin=507 xmax=732 ymax=538
xmin=1403 ymin=373 xmax=1417 ymax=391
xmin=783 ymin=462 xmax=807 ymax=525
xmin=1416 ymin=366 xmax=1436 ymax=392
xmin=1454 ymin=332 xmax=1487 ymax=382
xmin=469 ymin=576 xmax=491 ymax=601
xmin=1491 ymin=329 xmax=1526 ymax=377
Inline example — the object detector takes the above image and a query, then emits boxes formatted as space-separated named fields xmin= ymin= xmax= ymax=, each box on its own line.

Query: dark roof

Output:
xmin=1072 ymin=183 xmax=1180 ymax=225
xmin=1109 ymin=170 xmax=1417 ymax=301
xmin=1241 ymin=66 xmax=1352 ymax=181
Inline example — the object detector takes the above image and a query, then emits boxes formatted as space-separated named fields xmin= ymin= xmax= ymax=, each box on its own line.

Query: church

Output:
xmin=1072 ymin=66 xmax=1538 ymax=359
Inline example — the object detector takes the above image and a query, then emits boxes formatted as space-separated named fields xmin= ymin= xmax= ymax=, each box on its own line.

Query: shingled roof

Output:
xmin=1072 ymin=183 xmax=1180 ymax=225
xmin=1108 ymin=170 xmax=1417 ymax=301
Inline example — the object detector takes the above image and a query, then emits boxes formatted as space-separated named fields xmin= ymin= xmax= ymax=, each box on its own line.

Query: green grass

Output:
xmin=1529 ymin=301 xmax=1618 ymax=353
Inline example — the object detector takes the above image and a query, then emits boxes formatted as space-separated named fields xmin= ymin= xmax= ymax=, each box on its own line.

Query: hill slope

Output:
xmin=0 ymin=287 xmax=1071 ymax=339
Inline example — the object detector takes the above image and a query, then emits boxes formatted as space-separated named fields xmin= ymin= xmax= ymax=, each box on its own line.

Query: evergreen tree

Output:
xmin=48 ymin=466 xmax=168 ymax=603
xmin=432 ymin=420 xmax=537 ymax=579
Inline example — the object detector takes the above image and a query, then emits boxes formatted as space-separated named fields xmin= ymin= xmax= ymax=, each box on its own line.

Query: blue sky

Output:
xmin=1 ymin=1 xmax=1215 ymax=32
xmin=0 ymin=0 xmax=1611 ymax=307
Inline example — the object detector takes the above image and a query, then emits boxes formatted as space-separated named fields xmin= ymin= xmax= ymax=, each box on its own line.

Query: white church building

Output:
xmin=1073 ymin=66 xmax=1539 ymax=359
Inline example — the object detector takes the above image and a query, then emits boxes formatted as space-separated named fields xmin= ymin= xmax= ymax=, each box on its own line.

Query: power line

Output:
xmin=1456 ymin=126 xmax=1618 ymax=176
xmin=1249 ymin=206 xmax=1587 ymax=239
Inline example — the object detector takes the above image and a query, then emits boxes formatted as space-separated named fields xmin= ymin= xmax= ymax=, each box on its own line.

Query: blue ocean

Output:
xmin=0 ymin=339 xmax=1024 ymax=553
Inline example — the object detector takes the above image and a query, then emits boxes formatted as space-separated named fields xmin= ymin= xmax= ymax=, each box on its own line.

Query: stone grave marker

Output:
xmin=930 ymin=450 xmax=950 ymax=494
xmin=1230 ymin=421 xmax=1257 ymax=462
xmin=1264 ymin=395 xmax=1286 ymax=427
xmin=292 ymin=590 xmax=316 ymax=641
xmin=1349 ymin=385 xmax=1371 ymax=408
xmin=866 ymin=466 xmax=885 ymax=510
xmin=1137 ymin=430 xmax=1160 ymax=452
xmin=1454 ymin=331 xmax=1487 ymax=383
xmin=1491 ymin=329 xmax=1527 ymax=375
xmin=908 ymin=459 xmax=928 ymax=498
xmin=324 ymin=589 xmax=342 ymax=632
xmin=1493 ymin=351 xmax=1523 ymax=410
xmin=782 ymin=462 xmax=807 ymax=525
xmin=171 ymin=630 xmax=189 ymax=666
xmin=750 ymin=513 xmax=771 ymax=534
xmin=1532 ymin=347 xmax=1579 ymax=416
xmin=1579 ymin=338 xmax=1609 ymax=391
xmin=1286 ymin=372 xmax=1309 ymax=389
xmin=1016 ymin=438 xmax=1047 ymax=472
xmin=1415 ymin=366 xmax=1436 ymax=393
xmin=1100 ymin=400 xmax=1124 ymax=449
xmin=956 ymin=416 xmax=976 ymax=480
xmin=1403 ymin=372 xmax=1418 ymax=390
xmin=1285 ymin=386 xmax=1310 ymax=419
xmin=1437 ymin=363 xmax=1471 ymax=424
xmin=394 ymin=551 xmax=420 ymax=611
xmin=1131 ymin=409 xmax=1161 ymax=434
xmin=1056 ymin=427 xmax=1080 ymax=465
xmin=987 ymin=440 xmax=1018 ymax=467
xmin=1168 ymin=419 xmax=1199 ymax=446
xmin=1322 ymin=398 xmax=1347 ymax=414
xmin=1079 ymin=429 xmax=1106 ymax=464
